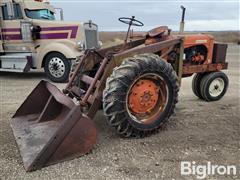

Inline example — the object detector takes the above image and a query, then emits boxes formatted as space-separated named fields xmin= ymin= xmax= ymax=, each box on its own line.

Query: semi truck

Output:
xmin=0 ymin=0 xmax=100 ymax=82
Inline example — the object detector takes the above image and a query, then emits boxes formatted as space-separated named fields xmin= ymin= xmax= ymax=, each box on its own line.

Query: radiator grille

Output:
xmin=85 ymin=29 xmax=98 ymax=49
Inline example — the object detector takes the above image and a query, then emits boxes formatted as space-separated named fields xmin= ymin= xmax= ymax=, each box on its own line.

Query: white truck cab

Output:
xmin=0 ymin=0 xmax=99 ymax=82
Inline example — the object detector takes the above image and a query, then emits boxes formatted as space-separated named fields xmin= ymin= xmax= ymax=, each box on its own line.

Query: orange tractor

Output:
xmin=11 ymin=6 xmax=229 ymax=171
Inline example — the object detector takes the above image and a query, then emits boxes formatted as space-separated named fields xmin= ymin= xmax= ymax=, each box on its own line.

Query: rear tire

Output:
xmin=44 ymin=52 xmax=71 ymax=83
xmin=200 ymin=71 xmax=229 ymax=101
xmin=103 ymin=53 xmax=179 ymax=138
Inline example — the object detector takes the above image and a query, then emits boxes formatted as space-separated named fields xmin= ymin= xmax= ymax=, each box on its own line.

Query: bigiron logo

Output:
xmin=180 ymin=161 xmax=238 ymax=179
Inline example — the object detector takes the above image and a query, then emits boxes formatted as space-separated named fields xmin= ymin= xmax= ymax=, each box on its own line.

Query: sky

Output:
xmin=51 ymin=0 xmax=239 ymax=31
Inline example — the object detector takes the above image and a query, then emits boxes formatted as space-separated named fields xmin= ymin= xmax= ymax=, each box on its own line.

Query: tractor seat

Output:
xmin=145 ymin=26 xmax=171 ymax=45
xmin=146 ymin=26 xmax=169 ymax=37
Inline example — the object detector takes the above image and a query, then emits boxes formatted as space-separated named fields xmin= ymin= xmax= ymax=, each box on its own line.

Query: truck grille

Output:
xmin=85 ymin=29 xmax=98 ymax=49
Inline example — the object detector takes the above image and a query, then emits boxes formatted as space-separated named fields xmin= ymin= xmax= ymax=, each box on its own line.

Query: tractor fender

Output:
xmin=35 ymin=42 xmax=82 ymax=68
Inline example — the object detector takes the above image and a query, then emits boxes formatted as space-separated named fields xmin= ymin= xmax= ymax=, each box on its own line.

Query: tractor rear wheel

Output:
xmin=200 ymin=71 xmax=229 ymax=101
xmin=103 ymin=54 xmax=179 ymax=137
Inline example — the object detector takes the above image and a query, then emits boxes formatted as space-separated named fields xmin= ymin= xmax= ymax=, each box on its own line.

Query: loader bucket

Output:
xmin=10 ymin=80 xmax=97 ymax=172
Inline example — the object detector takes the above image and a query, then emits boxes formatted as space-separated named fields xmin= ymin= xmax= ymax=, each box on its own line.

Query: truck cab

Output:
xmin=0 ymin=0 xmax=99 ymax=82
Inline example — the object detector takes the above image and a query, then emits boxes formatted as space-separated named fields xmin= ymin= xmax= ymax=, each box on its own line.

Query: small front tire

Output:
xmin=200 ymin=71 xmax=229 ymax=101
xmin=192 ymin=73 xmax=207 ymax=99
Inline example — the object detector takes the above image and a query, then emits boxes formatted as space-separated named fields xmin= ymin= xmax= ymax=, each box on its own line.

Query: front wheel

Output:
xmin=200 ymin=71 xmax=229 ymax=101
xmin=103 ymin=54 xmax=179 ymax=138
xmin=44 ymin=52 xmax=71 ymax=83
xmin=192 ymin=73 xmax=208 ymax=99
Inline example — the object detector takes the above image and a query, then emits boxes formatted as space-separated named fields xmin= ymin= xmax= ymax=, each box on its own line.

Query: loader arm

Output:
xmin=64 ymin=36 xmax=184 ymax=120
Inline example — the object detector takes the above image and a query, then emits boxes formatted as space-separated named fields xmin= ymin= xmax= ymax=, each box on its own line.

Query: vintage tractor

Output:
xmin=10 ymin=7 xmax=229 ymax=171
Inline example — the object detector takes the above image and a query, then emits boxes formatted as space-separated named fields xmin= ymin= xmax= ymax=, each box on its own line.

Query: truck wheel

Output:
xmin=200 ymin=71 xmax=229 ymax=101
xmin=103 ymin=54 xmax=179 ymax=138
xmin=192 ymin=73 xmax=207 ymax=99
xmin=44 ymin=52 xmax=71 ymax=83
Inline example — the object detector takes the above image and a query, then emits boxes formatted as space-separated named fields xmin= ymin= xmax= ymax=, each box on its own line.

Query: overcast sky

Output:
xmin=51 ymin=0 xmax=239 ymax=31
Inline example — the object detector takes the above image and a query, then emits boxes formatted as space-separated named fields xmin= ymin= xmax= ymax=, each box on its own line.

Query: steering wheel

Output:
xmin=118 ymin=16 xmax=144 ymax=27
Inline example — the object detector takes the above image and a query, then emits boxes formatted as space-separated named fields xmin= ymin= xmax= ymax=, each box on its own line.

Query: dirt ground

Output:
xmin=0 ymin=44 xmax=239 ymax=180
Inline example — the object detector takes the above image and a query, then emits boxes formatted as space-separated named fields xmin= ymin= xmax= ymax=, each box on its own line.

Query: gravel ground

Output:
xmin=0 ymin=44 xmax=239 ymax=180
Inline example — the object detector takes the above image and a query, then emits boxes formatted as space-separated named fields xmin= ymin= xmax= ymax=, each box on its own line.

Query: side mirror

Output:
xmin=6 ymin=2 xmax=14 ymax=19
xmin=31 ymin=25 xmax=41 ymax=40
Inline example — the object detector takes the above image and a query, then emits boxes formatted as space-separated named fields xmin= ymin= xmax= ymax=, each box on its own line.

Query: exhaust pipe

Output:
xmin=179 ymin=5 xmax=186 ymax=34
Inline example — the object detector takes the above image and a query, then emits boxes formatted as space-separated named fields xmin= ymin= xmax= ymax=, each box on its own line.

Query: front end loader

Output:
xmin=10 ymin=7 xmax=229 ymax=171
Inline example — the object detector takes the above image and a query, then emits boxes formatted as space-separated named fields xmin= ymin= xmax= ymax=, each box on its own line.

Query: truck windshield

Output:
xmin=25 ymin=9 xmax=55 ymax=20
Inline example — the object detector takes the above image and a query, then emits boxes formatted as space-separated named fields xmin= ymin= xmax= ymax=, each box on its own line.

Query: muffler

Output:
xmin=10 ymin=80 xmax=97 ymax=171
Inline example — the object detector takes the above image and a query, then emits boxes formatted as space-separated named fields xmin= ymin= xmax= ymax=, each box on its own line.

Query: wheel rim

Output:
xmin=126 ymin=73 xmax=169 ymax=124
xmin=209 ymin=77 xmax=225 ymax=97
xmin=48 ymin=57 xmax=65 ymax=78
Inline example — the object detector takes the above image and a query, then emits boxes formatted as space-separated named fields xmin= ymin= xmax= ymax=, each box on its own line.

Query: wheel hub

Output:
xmin=53 ymin=63 xmax=59 ymax=71
xmin=209 ymin=78 xmax=224 ymax=97
xmin=128 ymin=79 xmax=159 ymax=114
xmin=48 ymin=57 xmax=65 ymax=78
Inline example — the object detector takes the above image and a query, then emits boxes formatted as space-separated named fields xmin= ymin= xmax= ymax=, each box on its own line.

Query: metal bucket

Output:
xmin=10 ymin=80 xmax=97 ymax=171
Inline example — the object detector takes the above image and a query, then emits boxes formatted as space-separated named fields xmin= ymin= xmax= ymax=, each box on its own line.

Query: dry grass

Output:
xmin=206 ymin=31 xmax=240 ymax=43
xmin=99 ymin=31 xmax=126 ymax=43
xmin=99 ymin=31 xmax=240 ymax=46
xmin=99 ymin=32 xmax=125 ymax=48
xmin=182 ymin=31 xmax=240 ymax=43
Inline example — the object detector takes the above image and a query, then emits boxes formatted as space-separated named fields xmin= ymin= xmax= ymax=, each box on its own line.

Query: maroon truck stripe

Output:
xmin=2 ymin=28 xmax=21 ymax=32
xmin=39 ymin=33 xmax=69 ymax=39
xmin=1 ymin=28 xmax=21 ymax=40
xmin=41 ymin=26 xmax=78 ymax=38
xmin=1 ymin=26 xmax=78 ymax=40
xmin=2 ymin=34 xmax=22 ymax=40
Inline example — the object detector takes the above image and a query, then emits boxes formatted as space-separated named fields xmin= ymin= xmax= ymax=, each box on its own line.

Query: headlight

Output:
xmin=77 ymin=41 xmax=85 ymax=50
